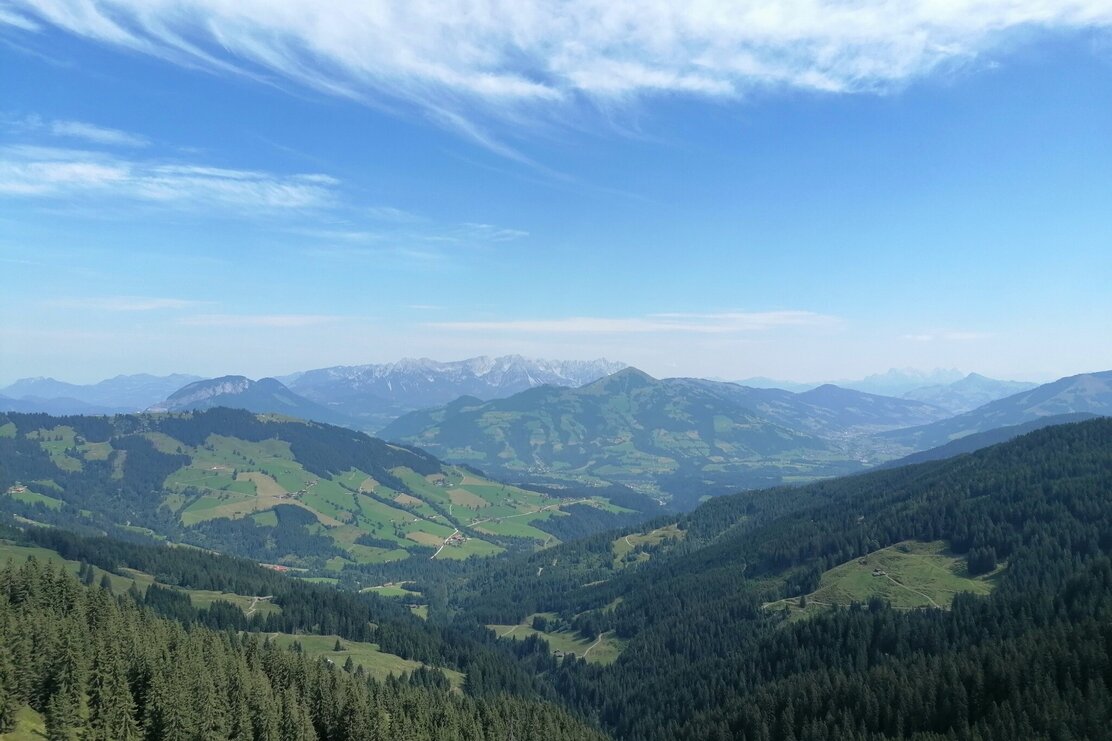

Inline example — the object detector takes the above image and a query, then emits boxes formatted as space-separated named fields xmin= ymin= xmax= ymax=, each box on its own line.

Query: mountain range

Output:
xmin=881 ymin=369 xmax=1112 ymax=451
xmin=900 ymin=372 xmax=1037 ymax=413
xmin=383 ymin=367 xmax=1112 ymax=504
xmin=381 ymin=368 xmax=902 ymax=506
xmin=280 ymin=355 xmax=627 ymax=430
xmin=739 ymin=369 xmax=1035 ymax=411
xmin=0 ymin=373 xmax=202 ymax=414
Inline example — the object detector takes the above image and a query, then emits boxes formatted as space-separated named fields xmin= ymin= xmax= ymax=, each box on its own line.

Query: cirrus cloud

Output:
xmin=5 ymin=1 xmax=1112 ymax=154
xmin=0 ymin=145 xmax=338 ymax=210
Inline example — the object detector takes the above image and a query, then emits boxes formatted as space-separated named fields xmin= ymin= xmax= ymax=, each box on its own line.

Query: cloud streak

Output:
xmin=45 ymin=296 xmax=206 ymax=311
xmin=49 ymin=120 xmax=149 ymax=148
xmin=428 ymin=310 xmax=839 ymax=335
xmin=0 ymin=145 xmax=338 ymax=210
xmin=178 ymin=313 xmax=341 ymax=328
xmin=5 ymin=1 xmax=1112 ymax=154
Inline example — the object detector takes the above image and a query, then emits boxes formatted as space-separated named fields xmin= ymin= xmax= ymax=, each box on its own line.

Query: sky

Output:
xmin=1 ymin=1 xmax=1111 ymax=386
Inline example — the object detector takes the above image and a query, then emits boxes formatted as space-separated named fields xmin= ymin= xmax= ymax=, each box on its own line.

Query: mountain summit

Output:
xmin=148 ymin=375 xmax=349 ymax=425
xmin=283 ymin=355 xmax=627 ymax=430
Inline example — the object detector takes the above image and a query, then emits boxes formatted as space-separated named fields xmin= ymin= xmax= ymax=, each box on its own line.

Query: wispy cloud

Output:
xmin=179 ymin=314 xmax=341 ymax=328
xmin=0 ymin=145 xmax=338 ymax=210
xmin=6 ymin=1 xmax=1112 ymax=156
xmin=49 ymin=120 xmax=149 ymax=147
xmin=45 ymin=296 xmax=206 ymax=311
xmin=5 ymin=114 xmax=149 ymax=147
xmin=457 ymin=223 xmax=529 ymax=242
xmin=429 ymin=310 xmax=838 ymax=335
xmin=367 ymin=205 xmax=422 ymax=223
xmin=0 ymin=8 xmax=38 ymax=31
xmin=903 ymin=330 xmax=993 ymax=342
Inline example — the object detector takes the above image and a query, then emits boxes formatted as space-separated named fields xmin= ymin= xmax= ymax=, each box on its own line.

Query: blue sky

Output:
xmin=2 ymin=2 xmax=1111 ymax=385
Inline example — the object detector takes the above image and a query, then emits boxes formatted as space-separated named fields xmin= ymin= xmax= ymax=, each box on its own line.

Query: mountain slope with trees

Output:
xmin=427 ymin=418 xmax=1112 ymax=739
xmin=0 ymin=532 xmax=605 ymax=740
xmin=382 ymin=368 xmax=860 ymax=507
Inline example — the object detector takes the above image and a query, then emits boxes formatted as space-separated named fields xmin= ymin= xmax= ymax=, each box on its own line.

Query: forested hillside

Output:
xmin=0 ymin=554 xmax=604 ymax=740
xmin=425 ymin=419 xmax=1112 ymax=739
xmin=382 ymin=368 xmax=864 ymax=506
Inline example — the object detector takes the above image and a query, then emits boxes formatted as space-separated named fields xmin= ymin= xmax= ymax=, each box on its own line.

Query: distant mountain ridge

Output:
xmin=901 ymin=372 xmax=1037 ymax=413
xmin=283 ymin=355 xmax=627 ymax=430
xmin=881 ymin=370 xmax=1112 ymax=451
xmin=675 ymin=379 xmax=950 ymax=436
xmin=381 ymin=368 xmax=900 ymax=506
xmin=148 ymin=375 xmax=352 ymax=426
xmin=0 ymin=373 xmax=202 ymax=412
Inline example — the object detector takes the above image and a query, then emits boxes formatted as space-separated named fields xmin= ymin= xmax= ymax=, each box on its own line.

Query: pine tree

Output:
xmin=0 ymin=641 xmax=16 ymax=733
xmin=44 ymin=689 xmax=80 ymax=741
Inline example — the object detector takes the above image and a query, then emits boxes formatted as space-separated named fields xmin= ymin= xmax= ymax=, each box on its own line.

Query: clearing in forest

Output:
xmin=765 ymin=539 xmax=1002 ymax=621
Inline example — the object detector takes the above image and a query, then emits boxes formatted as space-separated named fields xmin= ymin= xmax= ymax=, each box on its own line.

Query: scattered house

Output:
xmin=872 ymin=568 xmax=887 ymax=577
xmin=6 ymin=485 xmax=27 ymax=495
xmin=262 ymin=563 xmax=290 ymax=573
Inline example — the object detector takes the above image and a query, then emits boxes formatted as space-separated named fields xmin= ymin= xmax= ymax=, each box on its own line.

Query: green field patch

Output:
xmin=766 ymin=540 xmax=1002 ymax=622
xmin=0 ymin=541 xmax=70 ymax=567
xmin=447 ymin=487 xmax=489 ymax=508
xmin=434 ymin=537 xmax=503 ymax=560
xmin=238 ymin=471 xmax=284 ymax=496
xmin=251 ymin=509 xmax=279 ymax=526
xmin=145 ymin=431 xmax=192 ymax=455
xmin=79 ymin=440 xmax=113 ymax=460
xmin=263 ymin=632 xmax=464 ymax=688
xmin=299 ymin=479 xmax=364 ymax=524
xmin=393 ymin=492 xmax=425 ymax=508
xmin=0 ymin=421 xmax=16 ymax=438
xmin=488 ymin=617 xmax=624 ymax=665
xmin=187 ymin=589 xmax=282 ymax=617
xmin=2 ymin=704 xmax=46 ymax=739
xmin=475 ymin=509 xmax=557 ymax=541
xmin=406 ymin=530 xmax=445 ymax=547
xmin=120 ymin=524 xmax=166 ymax=540
xmin=361 ymin=582 xmax=421 ymax=598
xmin=29 ymin=426 xmax=83 ymax=472
xmin=612 ymin=523 xmax=685 ymax=567
xmin=4 ymin=485 xmax=64 ymax=510
xmin=347 ymin=545 xmax=410 ymax=563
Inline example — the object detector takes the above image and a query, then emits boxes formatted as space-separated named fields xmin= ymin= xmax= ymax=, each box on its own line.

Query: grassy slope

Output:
xmin=14 ymin=420 xmax=612 ymax=568
xmin=486 ymin=615 xmax=625 ymax=665
xmin=611 ymin=523 xmax=685 ymax=568
xmin=264 ymin=632 xmax=464 ymax=689
xmin=0 ymin=541 xmax=280 ymax=617
xmin=765 ymin=540 xmax=1000 ymax=621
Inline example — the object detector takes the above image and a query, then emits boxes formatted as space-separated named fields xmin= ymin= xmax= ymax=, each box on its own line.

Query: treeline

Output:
xmin=0 ymin=522 xmax=558 ymax=697
xmin=448 ymin=419 xmax=1112 ymax=739
xmin=0 ymin=557 xmax=605 ymax=740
